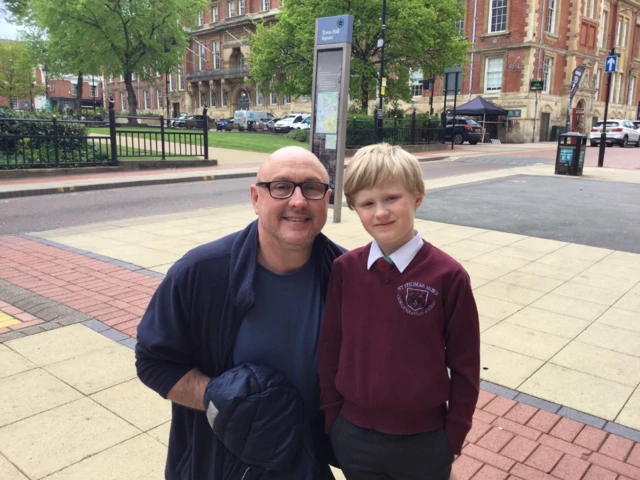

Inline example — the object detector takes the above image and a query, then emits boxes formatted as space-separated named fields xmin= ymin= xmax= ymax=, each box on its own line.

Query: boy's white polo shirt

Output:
xmin=366 ymin=232 xmax=423 ymax=273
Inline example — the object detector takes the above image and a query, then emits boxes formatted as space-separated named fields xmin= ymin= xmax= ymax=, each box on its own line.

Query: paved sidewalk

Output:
xmin=1 ymin=163 xmax=640 ymax=479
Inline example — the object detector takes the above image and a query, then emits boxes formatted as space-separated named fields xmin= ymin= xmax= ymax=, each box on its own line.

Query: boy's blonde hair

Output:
xmin=344 ymin=143 xmax=425 ymax=209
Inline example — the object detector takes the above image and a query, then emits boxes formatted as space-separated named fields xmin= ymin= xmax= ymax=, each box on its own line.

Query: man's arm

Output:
xmin=166 ymin=368 xmax=211 ymax=411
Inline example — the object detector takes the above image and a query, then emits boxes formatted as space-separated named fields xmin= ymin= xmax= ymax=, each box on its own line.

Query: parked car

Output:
xmin=444 ymin=117 xmax=483 ymax=145
xmin=168 ymin=113 xmax=189 ymax=128
xmin=266 ymin=117 xmax=281 ymax=131
xmin=294 ymin=116 xmax=311 ymax=130
xmin=184 ymin=115 xmax=209 ymax=129
xmin=274 ymin=113 xmax=310 ymax=133
xmin=632 ymin=120 xmax=640 ymax=130
xmin=589 ymin=119 xmax=640 ymax=147
xmin=216 ymin=117 xmax=235 ymax=131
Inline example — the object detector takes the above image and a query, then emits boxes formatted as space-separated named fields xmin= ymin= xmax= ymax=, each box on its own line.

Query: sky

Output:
xmin=0 ymin=7 xmax=22 ymax=40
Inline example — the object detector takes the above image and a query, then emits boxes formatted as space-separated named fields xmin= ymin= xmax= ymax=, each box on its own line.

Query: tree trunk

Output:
xmin=75 ymin=72 xmax=83 ymax=116
xmin=124 ymin=72 xmax=138 ymax=125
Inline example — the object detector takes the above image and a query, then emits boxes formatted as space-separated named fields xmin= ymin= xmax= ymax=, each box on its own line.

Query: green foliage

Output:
xmin=0 ymin=41 xmax=44 ymax=102
xmin=0 ymin=110 xmax=109 ymax=168
xmin=287 ymin=129 xmax=310 ymax=143
xmin=249 ymin=0 xmax=469 ymax=113
xmin=20 ymin=0 xmax=208 ymax=116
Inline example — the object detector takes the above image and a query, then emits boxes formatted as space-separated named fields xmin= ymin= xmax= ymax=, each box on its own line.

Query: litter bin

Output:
xmin=555 ymin=132 xmax=586 ymax=176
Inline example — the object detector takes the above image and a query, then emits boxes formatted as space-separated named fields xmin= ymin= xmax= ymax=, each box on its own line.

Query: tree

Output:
xmin=248 ymin=0 xmax=469 ymax=113
xmin=22 ymin=0 xmax=207 ymax=117
xmin=0 ymin=40 xmax=43 ymax=108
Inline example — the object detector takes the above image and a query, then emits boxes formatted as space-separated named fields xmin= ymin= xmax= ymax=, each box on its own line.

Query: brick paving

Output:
xmin=0 ymin=236 xmax=159 ymax=339
xmin=1 ymin=233 xmax=639 ymax=479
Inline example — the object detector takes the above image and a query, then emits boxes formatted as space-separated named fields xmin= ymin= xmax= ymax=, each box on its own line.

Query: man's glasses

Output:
xmin=256 ymin=181 xmax=330 ymax=200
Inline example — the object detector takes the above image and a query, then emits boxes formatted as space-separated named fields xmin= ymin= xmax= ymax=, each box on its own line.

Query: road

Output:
xmin=0 ymin=154 xmax=554 ymax=235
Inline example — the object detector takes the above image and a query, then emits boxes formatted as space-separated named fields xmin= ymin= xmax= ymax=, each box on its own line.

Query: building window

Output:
xmin=256 ymin=88 xmax=264 ymax=106
xmin=262 ymin=0 xmax=270 ymax=11
xmin=239 ymin=0 xmax=245 ymax=15
xmin=228 ymin=1 xmax=235 ymax=17
xmin=157 ymin=89 xmax=163 ymax=108
xmin=71 ymin=83 xmax=78 ymax=96
xmin=598 ymin=11 xmax=607 ymax=49
xmin=612 ymin=72 xmax=624 ymax=103
xmin=621 ymin=19 xmax=629 ymax=48
xmin=210 ymin=89 xmax=216 ymax=107
xmin=212 ymin=6 xmax=218 ymax=22
xmin=270 ymin=89 xmax=278 ymax=105
xmin=628 ymin=76 xmax=636 ymax=105
xmin=489 ymin=0 xmax=507 ymax=33
xmin=455 ymin=0 xmax=464 ymax=30
xmin=197 ymin=11 xmax=204 ymax=26
xmin=119 ymin=75 xmax=124 ymax=82
xmin=199 ymin=91 xmax=206 ymax=108
xmin=90 ymin=85 xmax=98 ymax=98
xmin=410 ymin=70 xmax=423 ymax=96
xmin=213 ymin=41 xmax=221 ymax=69
xmin=120 ymin=92 xmax=126 ymax=111
xmin=484 ymin=57 xmax=503 ymax=92
xmin=542 ymin=58 xmax=553 ymax=94
xmin=221 ymin=92 xmax=227 ymax=107
xmin=178 ymin=65 xmax=184 ymax=90
xmin=199 ymin=43 xmax=206 ymax=70
xmin=594 ymin=69 xmax=601 ymax=101
xmin=583 ymin=0 xmax=594 ymax=19
xmin=143 ymin=90 xmax=149 ymax=109
xmin=284 ymin=95 xmax=292 ymax=104
xmin=616 ymin=17 xmax=622 ymax=46
xmin=546 ymin=0 xmax=556 ymax=34
xmin=168 ymin=73 xmax=174 ymax=92
xmin=10 ymin=96 xmax=19 ymax=109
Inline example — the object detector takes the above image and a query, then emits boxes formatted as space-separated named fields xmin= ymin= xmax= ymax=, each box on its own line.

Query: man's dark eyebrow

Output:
xmin=268 ymin=176 xmax=326 ymax=183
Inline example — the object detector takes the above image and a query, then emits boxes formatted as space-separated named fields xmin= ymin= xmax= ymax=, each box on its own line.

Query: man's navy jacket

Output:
xmin=135 ymin=220 xmax=344 ymax=479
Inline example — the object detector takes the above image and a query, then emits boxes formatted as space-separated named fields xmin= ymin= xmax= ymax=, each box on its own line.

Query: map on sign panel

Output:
xmin=315 ymin=92 xmax=339 ymax=134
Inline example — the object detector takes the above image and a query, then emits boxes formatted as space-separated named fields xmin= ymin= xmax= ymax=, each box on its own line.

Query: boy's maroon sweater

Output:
xmin=318 ymin=241 xmax=480 ymax=455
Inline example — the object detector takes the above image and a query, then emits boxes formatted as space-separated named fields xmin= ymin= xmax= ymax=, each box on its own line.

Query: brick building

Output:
xmin=47 ymin=74 xmax=104 ymax=113
xmin=404 ymin=0 xmax=640 ymax=142
xmin=103 ymin=73 xmax=176 ymax=116
xmin=186 ymin=0 xmax=303 ymax=119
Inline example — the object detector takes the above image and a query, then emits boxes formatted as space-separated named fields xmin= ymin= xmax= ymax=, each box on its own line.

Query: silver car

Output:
xmin=589 ymin=119 xmax=640 ymax=147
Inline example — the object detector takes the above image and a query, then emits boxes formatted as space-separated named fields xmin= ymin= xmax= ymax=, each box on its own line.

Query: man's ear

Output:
xmin=250 ymin=185 xmax=260 ymax=215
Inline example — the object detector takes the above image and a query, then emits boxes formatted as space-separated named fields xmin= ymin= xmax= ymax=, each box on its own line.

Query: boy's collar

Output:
xmin=367 ymin=232 xmax=423 ymax=273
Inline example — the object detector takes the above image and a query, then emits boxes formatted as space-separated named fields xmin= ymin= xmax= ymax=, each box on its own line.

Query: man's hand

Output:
xmin=166 ymin=369 xmax=211 ymax=411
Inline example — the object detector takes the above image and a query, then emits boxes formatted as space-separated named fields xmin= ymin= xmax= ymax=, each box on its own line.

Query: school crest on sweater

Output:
xmin=396 ymin=281 xmax=439 ymax=316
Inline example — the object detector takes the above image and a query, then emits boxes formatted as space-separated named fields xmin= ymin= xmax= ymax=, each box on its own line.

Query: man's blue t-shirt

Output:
xmin=233 ymin=258 xmax=324 ymax=422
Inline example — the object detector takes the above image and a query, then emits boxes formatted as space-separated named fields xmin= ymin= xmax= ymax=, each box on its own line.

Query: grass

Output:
xmin=88 ymin=127 xmax=305 ymax=154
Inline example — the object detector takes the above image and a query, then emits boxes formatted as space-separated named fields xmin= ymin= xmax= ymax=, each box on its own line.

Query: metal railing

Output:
xmin=346 ymin=114 xmax=444 ymax=149
xmin=0 ymin=117 xmax=113 ymax=168
xmin=0 ymin=98 xmax=209 ymax=169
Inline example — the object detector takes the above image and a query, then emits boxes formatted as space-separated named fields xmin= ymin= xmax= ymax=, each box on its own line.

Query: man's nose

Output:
xmin=288 ymin=186 xmax=308 ymax=206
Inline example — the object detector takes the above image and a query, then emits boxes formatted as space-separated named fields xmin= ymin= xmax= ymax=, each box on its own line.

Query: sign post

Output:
xmin=599 ymin=49 xmax=617 ymax=168
xmin=311 ymin=15 xmax=353 ymax=223
xmin=444 ymin=66 xmax=462 ymax=150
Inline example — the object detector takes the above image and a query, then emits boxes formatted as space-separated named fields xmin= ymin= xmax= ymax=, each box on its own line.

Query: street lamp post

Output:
xmin=30 ymin=82 xmax=34 ymax=112
xmin=376 ymin=0 xmax=387 ymax=141
xmin=92 ymin=74 xmax=96 ymax=111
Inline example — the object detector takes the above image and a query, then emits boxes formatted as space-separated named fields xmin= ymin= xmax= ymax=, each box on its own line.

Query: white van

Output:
xmin=234 ymin=110 xmax=273 ymax=131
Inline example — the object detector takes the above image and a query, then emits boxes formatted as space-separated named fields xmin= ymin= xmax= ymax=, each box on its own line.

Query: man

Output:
xmin=136 ymin=146 xmax=344 ymax=479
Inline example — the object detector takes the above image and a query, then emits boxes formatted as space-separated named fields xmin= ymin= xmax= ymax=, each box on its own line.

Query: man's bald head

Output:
xmin=257 ymin=146 xmax=329 ymax=183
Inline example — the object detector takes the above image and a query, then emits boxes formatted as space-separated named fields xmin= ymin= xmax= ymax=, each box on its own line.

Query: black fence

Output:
xmin=0 ymin=98 xmax=208 ymax=169
xmin=346 ymin=114 xmax=444 ymax=149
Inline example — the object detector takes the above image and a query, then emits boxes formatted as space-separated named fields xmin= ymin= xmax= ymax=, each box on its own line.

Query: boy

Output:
xmin=318 ymin=143 xmax=480 ymax=480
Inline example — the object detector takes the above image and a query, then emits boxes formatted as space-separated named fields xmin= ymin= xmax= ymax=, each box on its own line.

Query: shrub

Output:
xmin=287 ymin=129 xmax=309 ymax=143
xmin=0 ymin=109 xmax=109 ymax=168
